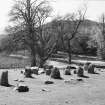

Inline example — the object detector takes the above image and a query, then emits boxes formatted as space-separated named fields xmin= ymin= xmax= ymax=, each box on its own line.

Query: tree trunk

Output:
xmin=67 ymin=39 xmax=72 ymax=64
xmin=31 ymin=56 xmax=36 ymax=67
xmin=39 ymin=59 xmax=45 ymax=68
xmin=68 ymin=52 xmax=71 ymax=64
xmin=97 ymin=42 xmax=105 ymax=60
xmin=33 ymin=53 xmax=45 ymax=68
xmin=30 ymin=47 xmax=36 ymax=67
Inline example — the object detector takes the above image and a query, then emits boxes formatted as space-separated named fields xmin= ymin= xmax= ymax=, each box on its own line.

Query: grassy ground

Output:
xmin=0 ymin=51 xmax=105 ymax=105
xmin=0 ymin=51 xmax=104 ymax=69
xmin=0 ymin=66 xmax=105 ymax=105
xmin=0 ymin=53 xmax=30 ymax=69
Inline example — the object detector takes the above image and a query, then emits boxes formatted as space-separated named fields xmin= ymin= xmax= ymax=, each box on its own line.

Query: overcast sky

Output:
xmin=0 ymin=0 xmax=105 ymax=34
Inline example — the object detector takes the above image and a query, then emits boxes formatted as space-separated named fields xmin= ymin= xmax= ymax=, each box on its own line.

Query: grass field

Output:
xmin=0 ymin=51 xmax=105 ymax=105
xmin=0 ymin=63 xmax=105 ymax=105
xmin=0 ymin=53 xmax=30 ymax=69
xmin=0 ymin=51 xmax=104 ymax=69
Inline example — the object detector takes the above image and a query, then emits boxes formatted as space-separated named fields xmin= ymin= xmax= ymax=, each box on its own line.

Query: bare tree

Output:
xmin=64 ymin=10 xmax=86 ymax=63
xmin=35 ymin=26 xmax=58 ymax=67
xmin=1 ymin=25 xmax=25 ymax=53
xmin=52 ymin=10 xmax=86 ymax=64
xmin=50 ymin=16 xmax=66 ymax=52
xmin=8 ymin=0 xmax=54 ymax=67
xmin=96 ymin=13 xmax=105 ymax=60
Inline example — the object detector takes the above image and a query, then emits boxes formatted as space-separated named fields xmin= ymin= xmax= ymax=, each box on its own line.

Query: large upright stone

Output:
xmin=31 ymin=66 xmax=39 ymax=75
xmin=83 ymin=62 xmax=91 ymax=71
xmin=51 ymin=67 xmax=62 ymax=79
xmin=77 ymin=66 xmax=84 ymax=77
xmin=0 ymin=71 xmax=10 ymax=87
xmin=45 ymin=65 xmax=53 ymax=76
xmin=24 ymin=67 xmax=32 ymax=78
xmin=88 ymin=64 xmax=95 ymax=74
xmin=64 ymin=66 xmax=71 ymax=75
xmin=46 ymin=69 xmax=52 ymax=76
xmin=64 ymin=69 xmax=71 ymax=75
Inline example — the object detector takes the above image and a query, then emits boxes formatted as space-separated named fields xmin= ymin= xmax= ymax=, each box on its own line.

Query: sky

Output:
xmin=0 ymin=0 xmax=105 ymax=34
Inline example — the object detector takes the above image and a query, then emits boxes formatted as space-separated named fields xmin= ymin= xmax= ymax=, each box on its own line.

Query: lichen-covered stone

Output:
xmin=0 ymin=71 xmax=10 ymax=87
xmin=83 ymin=62 xmax=91 ymax=71
xmin=64 ymin=69 xmax=71 ymax=75
xmin=77 ymin=66 xmax=84 ymax=77
xmin=88 ymin=64 xmax=95 ymax=74
xmin=51 ymin=67 xmax=62 ymax=79
xmin=24 ymin=67 xmax=32 ymax=78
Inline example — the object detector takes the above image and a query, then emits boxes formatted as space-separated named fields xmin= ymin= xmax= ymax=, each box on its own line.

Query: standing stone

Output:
xmin=88 ymin=64 xmax=95 ymax=74
xmin=51 ymin=67 xmax=62 ymax=79
xmin=46 ymin=69 xmax=52 ymax=76
xmin=65 ymin=66 xmax=71 ymax=75
xmin=24 ymin=67 xmax=32 ymax=78
xmin=0 ymin=71 xmax=10 ymax=87
xmin=77 ymin=66 xmax=84 ymax=77
xmin=83 ymin=62 xmax=91 ymax=71
xmin=31 ymin=66 xmax=39 ymax=75
xmin=64 ymin=69 xmax=71 ymax=75
xmin=74 ymin=70 xmax=77 ymax=74
xmin=45 ymin=65 xmax=53 ymax=76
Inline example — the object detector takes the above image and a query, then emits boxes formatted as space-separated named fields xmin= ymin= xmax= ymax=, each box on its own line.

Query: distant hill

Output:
xmin=0 ymin=19 xmax=100 ymax=55
xmin=48 ymin=19 xmax=99 ymax=54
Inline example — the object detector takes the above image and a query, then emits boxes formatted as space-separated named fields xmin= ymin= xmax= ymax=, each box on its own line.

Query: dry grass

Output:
xmin=0 ymin=53 xmax=30 ymax=69
xmin=0 ymin=51 xmax=105 ymax=105
xmin=0 ymin=51 xmax=104 ymax=69
xmin=0 ymin=67 xmax=105 ymax=105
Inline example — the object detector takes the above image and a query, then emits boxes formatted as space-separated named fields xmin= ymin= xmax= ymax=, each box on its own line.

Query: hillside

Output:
xmin=0 ymin=19 xmax=99 ymax=55
xmin=50 ymin=19 xmax=99 ymax=54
